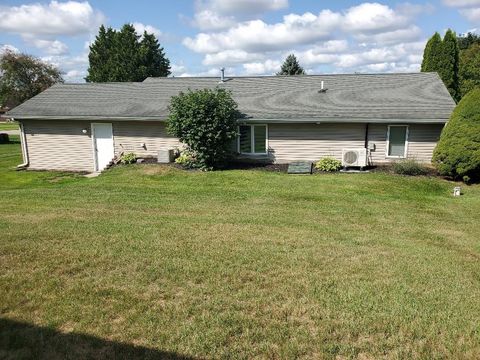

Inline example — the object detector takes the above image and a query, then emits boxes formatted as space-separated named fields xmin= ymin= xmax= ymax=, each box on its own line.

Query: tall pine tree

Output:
xmin=86 ymin=24 xmax=171 ymax=82
xmin=86 ymin=25 xmax=116 ymax=82
xmin=421 ymin=32 xmax=442 ymax=72
xmin=139 ymin=32 xmax=171 ymax=79
xmin=421 ymin=30 xmax=460 ymax=102
xmin=277 ymin=54 xmax=305 ymax=75
xmin=439 ymin=29 xmax=460 ymax=101
xmin=111 ymin=24 xmax=142 ymax=81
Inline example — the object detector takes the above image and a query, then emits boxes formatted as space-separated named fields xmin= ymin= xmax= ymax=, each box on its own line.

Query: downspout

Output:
xmin=17 ymin=121 xmax=29 ymax=169
xmin=364 ymin=123 xmax=370 ymax=166
xmin=364 ymin=123 xmax=369 ymax=148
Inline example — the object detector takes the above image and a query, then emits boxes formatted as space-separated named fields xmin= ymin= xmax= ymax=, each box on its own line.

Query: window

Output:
xmin=387 ymin=125 xmax=408 ymax=158
xmin=238 ymin=125 xmax=267 ymax=154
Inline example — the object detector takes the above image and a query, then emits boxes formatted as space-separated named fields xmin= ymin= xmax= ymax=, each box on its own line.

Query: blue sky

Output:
xmin=0 ymin=0 xmax=478 ymax=81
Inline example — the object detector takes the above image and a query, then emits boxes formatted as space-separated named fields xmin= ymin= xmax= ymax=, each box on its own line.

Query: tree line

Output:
xmin=422 ymin=30 xmax=480 ymax=102
xmin=86 ymin=24 xmax=170 ymax=82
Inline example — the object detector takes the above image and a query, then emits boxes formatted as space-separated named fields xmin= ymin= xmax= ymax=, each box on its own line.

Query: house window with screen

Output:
xmin=387 ymin=125 xmax=408 ymax=158
xmin=238 ymin=125 xmax=267 ymax=154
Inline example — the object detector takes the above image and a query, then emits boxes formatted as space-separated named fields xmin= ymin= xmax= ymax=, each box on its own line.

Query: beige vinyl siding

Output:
xmin=407 ymin=124 xmax=444 ymax=163
xmin=22 ymin=120 xmax=94 ymax=171
xmin=113 ymin=121 xmax=179 ymax=157
xmin=268 ymin=123 xmax=365 ymax=163
xmin=367 ymin=124 xmax=443 ymax=164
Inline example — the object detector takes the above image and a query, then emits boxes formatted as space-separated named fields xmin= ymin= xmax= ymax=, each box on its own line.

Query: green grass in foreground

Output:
xmin=1 ymin=137 xmax=480 ymax=359
xmin=0 ymin=122 xmax=18 ymax=131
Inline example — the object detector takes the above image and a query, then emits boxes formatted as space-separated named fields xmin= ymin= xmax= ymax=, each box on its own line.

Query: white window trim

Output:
xmin=237 ymin=124 xmax=269 ymax=155
xmin=386 ymin=125 xmax=409 ymax=159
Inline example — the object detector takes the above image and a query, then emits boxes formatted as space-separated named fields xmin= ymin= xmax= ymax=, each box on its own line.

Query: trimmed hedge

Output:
xmin=433 ymin=88 xmax=480 ymax=181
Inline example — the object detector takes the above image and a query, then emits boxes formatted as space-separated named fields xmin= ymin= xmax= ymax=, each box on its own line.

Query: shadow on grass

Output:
xmin=0 ymin=318 xmax=198 ymax=360
xmin=0 ymin=140 xmax=20 ymax=145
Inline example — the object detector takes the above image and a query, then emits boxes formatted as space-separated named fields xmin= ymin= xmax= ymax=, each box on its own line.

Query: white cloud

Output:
xmin=190 ymin=0 xmax=288 ymax=30
xmin=243 ymin=60 xmax=281 ymax=75
xmin=443 ymin=0 xmax=480 ymax=23
xmin=0 ymin=1 xmax=105 ymax=37
xmin=203 ymin=50 xmax=264 ymax=66
xmin=335 ymin=42 xmax=424 ymax=69
xmin=184 ymin=10 xmax=342 ymax=53
xmin=183 ymin=2 xmax=429 ymax=76
xmin=342 ymin=3 xmax=410 ymax=33
xmin=443 ymin=0 xmax=480 ymax=7
xmin=355 ymin=25 xmax=423 ymax=45
xmin=191 ymin=10 xmax=236 ymax=31
xmin=170 ymin=63 xmax=187 ymax=75
xmin=196 ymin=0 xmax=288 ymax=16
xmin=460 ymin=8 xmax=480 ymax=22
xmin=28 ymin=39 xmax=69 ymax=55
xmin=132 ymin=22 xmax=162 ymax=38
xmin=177 ymin=67 xmax=234 ymax=77
xmin=64 ymin=69 xmax=86 ymax=82
xmin=41 ymin=53 xmax=89 ymax=82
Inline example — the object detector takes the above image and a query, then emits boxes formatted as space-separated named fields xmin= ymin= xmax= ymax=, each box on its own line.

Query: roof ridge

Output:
xmin=145 ymin=72 xmax=437 ymax=81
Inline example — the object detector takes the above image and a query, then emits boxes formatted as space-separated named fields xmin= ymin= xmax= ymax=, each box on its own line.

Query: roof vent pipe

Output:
xmin=220 ymin=67 xmax=225 ymax=82
xmin=321 ymin=81 xmax=324 ymax=90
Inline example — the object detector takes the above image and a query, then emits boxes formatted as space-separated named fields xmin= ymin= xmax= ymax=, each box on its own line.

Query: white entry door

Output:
xmin=92 ymin=123 xmax=114 ymax=171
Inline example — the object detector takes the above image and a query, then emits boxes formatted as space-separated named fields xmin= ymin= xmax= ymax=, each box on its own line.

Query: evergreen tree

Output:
xmin=86 ymin=24 xmax=171 ymax=82
xmin=277 ymin=54 xmax=305 ymax=75
xmin=421 ymin=32 xmax=442 ymax=72
xmin=111 ymin=24 xmax=142 ymax=82
xmin=86 ymin=25 xmax=116 ymax=82
xmin=139 ymin=31 xmax=171 ymax=79
xmin=421 ymin=30 xmax=460 ymax=101
xmin=439 ymin=29 xmax=460 ymax=101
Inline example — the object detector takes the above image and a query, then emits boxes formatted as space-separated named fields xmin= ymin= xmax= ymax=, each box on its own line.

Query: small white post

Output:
xmin=453 ymin=187 xmax=461 ymax=197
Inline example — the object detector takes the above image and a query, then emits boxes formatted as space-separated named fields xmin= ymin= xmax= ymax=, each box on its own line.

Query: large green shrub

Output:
xmin=167 ymin=88 xmax=238 ymax=170
xmin=433 ymin=88 xmax=480 ymax=181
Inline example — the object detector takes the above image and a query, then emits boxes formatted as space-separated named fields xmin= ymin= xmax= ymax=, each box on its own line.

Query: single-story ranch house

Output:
xmin=7 ymin=73 xmax=455 ymax=172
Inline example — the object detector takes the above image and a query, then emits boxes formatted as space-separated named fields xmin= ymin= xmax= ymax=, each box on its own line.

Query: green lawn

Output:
xmin=0 ymin=122 xmax=18 ymax=131
xmin=1 ymin=138 xmax=480 ymax=359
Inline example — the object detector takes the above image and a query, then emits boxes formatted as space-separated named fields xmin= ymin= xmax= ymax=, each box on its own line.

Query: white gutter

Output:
xmin=17 ymin=121 xmax=29 ymax=169
xmin=8 ymin=115 xmax=450 ymax=124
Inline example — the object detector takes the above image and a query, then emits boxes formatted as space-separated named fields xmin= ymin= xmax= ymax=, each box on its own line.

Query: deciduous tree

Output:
xmin=167 ymin=89 xmax=238 ymax=170
xmin=459 ymin=44 xmax=480 ymax=98
xmin=0 ymin=51 xmax=63 ymax=108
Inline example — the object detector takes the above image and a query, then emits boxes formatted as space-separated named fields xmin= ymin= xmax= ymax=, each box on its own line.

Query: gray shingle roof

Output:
xmin=8 ymin=73 xmax=455 ymax=123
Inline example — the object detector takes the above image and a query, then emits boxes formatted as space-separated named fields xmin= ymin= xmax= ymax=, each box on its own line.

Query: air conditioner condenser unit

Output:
xmin=342 ymin=148 xmax=368 ymax=168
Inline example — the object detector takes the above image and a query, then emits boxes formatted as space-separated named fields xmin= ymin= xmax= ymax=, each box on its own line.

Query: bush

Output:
xmin=174 ymin=149 xmax=195 ymax=168
xmin=167 ymin=88 xmax=239 ymax=170
xmin=392 ymin=159 xmax=429 ymax=176
xmin=120 ymin=152 xmax=136 ymax=164
xmin=315 ymin=157 xmax=342 ymax=172
xmin=433 ymin=88 xmax=480 ymax=181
